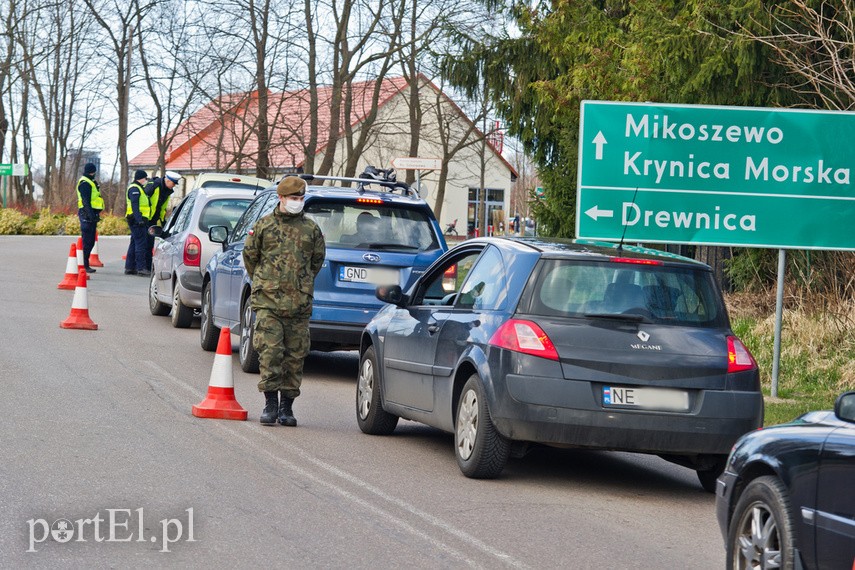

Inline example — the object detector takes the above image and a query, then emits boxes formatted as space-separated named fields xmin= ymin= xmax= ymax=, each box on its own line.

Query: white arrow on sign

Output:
xmin=585 ymin=205 xmax=614 ymax=221
xmin=592 ymin=131 xmax=607 ymax=160
xmin=391 ymin=157 xmax=442 ymax=170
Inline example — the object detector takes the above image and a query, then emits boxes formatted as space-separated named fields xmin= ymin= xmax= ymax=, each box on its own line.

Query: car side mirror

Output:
xmin=834 ymin=391 xmax=855 ymax=423
xmin=209 ymin=225 xmax=229 ymax=245
xmin=376 ymin=284 xmax=405 ymax=307
xmin=148 ymin=225 xmax=164 ymax=237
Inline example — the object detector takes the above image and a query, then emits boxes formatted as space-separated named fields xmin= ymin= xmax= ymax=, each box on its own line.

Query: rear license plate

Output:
xmin=603 ymin=386 xmax=689 ymax=412
xmin=339 ymin=266 xmax=398 ymax=285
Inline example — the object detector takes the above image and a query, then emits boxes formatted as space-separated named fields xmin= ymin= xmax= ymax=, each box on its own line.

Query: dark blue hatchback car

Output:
xmin=200 ymin=171 xmax=448 ymax=371
xmin=356 ymin=237 xmax=764 ymax=488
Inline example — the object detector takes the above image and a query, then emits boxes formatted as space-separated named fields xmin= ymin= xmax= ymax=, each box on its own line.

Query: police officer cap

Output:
xmin=83 ymin=163 xmax=97 ymax=175
xmin=134 ymin=169 xmax=148 ymax=181
xmin=165 ymin=170 xmax=182 ymax=182
xmin=277 ymin=176 xmax=306 ymax=197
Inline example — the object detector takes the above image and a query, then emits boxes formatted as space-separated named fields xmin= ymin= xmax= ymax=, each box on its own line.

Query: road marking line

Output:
xmin=143 ymin=361 xmax=526 ymax=569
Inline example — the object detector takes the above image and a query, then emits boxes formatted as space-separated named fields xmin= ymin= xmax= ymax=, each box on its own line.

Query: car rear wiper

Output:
xmin=584 ymin=313 xmax=646 ymax=323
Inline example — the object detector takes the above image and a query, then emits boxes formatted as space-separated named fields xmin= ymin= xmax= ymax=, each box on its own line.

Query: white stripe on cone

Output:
xmin=64 ymin=250 xmax=77 ymax=273
xmin=76 ymin=245 xmax=84 ymax=267
xmin=208 ymin=354 xmax=234 ymax=388
xmin=71 ymin=281 xmax=89 ymax=309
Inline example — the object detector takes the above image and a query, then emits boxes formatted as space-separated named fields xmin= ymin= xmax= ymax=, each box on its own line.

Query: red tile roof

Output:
xmin=130 ymin=75 xmax=516 ymax=178
xmin=130 ymin=77 xmax=410 ymax=171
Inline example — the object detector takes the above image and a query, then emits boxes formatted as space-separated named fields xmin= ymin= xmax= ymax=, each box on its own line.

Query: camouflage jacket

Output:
xmin=243 ymin=207 xmax=325 ymax=317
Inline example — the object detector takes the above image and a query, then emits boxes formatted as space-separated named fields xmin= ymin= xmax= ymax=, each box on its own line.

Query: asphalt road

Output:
xmin=0 ymin=235 xmax=726 ymax=568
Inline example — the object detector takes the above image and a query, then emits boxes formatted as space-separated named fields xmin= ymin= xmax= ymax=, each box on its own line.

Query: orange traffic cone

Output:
xmin=75 ymin=237 xmax=89 ymax=279
xmin=192 ymin=327 xmax=247 ymax=420
xmin=60 ymin=269 xmax=98 ymax=330
xmin=89 ymin=232 xmax=104 ymax=267
xmin=58 ymin=243 xmax=79 ymax=289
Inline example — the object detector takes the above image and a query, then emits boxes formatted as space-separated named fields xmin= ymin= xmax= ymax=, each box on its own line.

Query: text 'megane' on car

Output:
xmin=201 ymin=168 xmax=448 ymax=373
xmin=149 ymin=173 xmax=271 ymax=328
xmin=356 ymin=237 xmax=764 ymax=490
xmin=716 ymin=391 xmax=855 ymax=570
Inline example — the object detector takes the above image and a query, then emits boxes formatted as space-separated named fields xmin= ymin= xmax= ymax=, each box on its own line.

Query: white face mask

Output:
xmin=283 ymin=198 xmax=304 ymax=214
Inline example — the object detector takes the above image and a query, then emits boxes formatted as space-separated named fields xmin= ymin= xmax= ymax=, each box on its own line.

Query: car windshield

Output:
xmin=306 ymin=200 xmax=439 ymax=252
xmin=198 ymin=198 xmax=252 ymax=233
xmin=526 ymin=259 xmax=727 ymax=327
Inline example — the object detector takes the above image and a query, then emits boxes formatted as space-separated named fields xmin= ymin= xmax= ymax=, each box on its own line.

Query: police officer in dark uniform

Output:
xmin=243 ymin=176 xmax=325 ymax=426
xmin=124 ymin=169 xmax=150 ymax=275
xmin=76 ymin=163 xmax=103 ymax=273
xmin=143 ymin=170 xmax=181 ymax=272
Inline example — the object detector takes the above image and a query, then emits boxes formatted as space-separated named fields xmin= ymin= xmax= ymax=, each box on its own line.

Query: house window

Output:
xmin=467 ymin=187 xmax=504 ymax=236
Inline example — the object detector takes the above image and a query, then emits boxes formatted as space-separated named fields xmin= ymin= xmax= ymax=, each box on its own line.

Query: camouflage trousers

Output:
xmin=253 ymin=309 xmax=310 ymax=398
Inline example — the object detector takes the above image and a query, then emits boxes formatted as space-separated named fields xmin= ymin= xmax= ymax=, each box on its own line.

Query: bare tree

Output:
xmin=14 ymin=0 xmax=104 ymax=207
xmin=744 ymin=1 xmax=855 ymax=110
xmin=82 ymin=0 xmax=160 ymax=195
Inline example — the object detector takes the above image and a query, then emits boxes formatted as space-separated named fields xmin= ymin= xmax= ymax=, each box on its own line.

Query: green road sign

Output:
xmin=0 ymin=163 xmax=29 ymax=176
xmin=576 ymin=101 xmax=855 ymax=250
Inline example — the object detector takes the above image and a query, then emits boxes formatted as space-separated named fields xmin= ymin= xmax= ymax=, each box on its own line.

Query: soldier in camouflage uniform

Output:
xmin=243 ymin=176 xmax=325 ymax=426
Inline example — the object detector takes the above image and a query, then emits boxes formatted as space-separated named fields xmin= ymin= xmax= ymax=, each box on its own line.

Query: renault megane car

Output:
xmin=356 ymin=237 xmax=764 ymax=487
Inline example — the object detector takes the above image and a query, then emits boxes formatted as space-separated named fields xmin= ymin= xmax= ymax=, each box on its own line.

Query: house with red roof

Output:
xmin=129 ymin=75 xmax=517 ymax=235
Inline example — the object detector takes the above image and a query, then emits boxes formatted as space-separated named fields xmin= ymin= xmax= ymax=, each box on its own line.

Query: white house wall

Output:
xmin=316 ymin=82 xmax=514 ymax=234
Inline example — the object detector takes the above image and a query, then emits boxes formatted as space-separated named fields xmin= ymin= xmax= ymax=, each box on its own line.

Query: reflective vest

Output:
xmin=76 ymin=176 xmax=104 ymax=209
xmin=125 ymin=182 xmax=152 ymax=220
xmin=149 ymin=184 xmax=161 ymax=222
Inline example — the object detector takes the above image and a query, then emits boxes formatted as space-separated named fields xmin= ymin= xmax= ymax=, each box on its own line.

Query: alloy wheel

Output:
xmin=357 ymin=358 xmax=374 ymax=420
xmin=240 ymin=302 xmax=253 ymax=362
xmin=456 ymin=389 xmax=479 ymax=461
xmin=734 ymin=503 xmax=782 ymax=569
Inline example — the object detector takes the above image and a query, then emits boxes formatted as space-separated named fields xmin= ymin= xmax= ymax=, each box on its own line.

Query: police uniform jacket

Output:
xmin=144 ymin=177 xmax=174 ymax=225
xmin=243 ymin=207 xmax=325 ymax=318
xmin=77 ymin=175 xmax=104 ymax=222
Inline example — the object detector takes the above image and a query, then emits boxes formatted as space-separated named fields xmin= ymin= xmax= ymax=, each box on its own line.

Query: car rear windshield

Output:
xmin=198 ymin=198 xmax=252 ymax=232
xmin=526 ymin=259 xmax=728 ymax=327
xmin=306 ymin=200 xmax=439 ymax=252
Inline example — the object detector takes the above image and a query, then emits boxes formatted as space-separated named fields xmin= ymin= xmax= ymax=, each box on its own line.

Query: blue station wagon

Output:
xmin=200 ymin=171 xmax=448 ymax=372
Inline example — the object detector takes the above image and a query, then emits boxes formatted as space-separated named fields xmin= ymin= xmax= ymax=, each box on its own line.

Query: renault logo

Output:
xmin=637 ymin=331 xmax=650 ymax=342
xmin=363 ymin=253 xmax=381 ymax=263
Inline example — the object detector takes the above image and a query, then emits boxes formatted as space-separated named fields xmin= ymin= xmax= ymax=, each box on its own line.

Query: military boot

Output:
xmin=260 ymin=391 xmax=279 ymax=426
xmin=278 ymin=393 xmax=297 ymax=427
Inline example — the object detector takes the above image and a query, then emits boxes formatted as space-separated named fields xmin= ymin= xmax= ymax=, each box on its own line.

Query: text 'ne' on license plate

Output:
xmin=339 ymin=265 xmax=398 ymax=285
xmin=603 ymin=386 xmax=689 ymax=412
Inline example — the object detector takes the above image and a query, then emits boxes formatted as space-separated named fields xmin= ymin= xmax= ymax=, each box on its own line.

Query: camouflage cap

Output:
xmin=277 ymin=176 xmax=306 ymax=197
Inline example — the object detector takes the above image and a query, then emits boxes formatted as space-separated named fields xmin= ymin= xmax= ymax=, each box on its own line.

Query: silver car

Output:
xmin=149 ymin=174 xmax=270 ymax=327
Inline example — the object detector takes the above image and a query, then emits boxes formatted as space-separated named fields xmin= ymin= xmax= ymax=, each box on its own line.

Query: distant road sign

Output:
xmin=0 ymin=163 xmax=29 ymax=176
xmin=577 ymin=101 xmax=855 ymax=250
xmin=391 ymin=157 xmax=442 ymax=170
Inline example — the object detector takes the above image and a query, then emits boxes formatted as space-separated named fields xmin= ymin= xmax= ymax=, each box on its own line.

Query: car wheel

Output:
xmin=239 ymin=297 xmax=260 ymax=373
xmin=454 ymin=374 xmax=510 ymax=479
xmin=148 ymin=271 xmax=170 ymax=316
xmin=727 ymin=475 xmax=795 ymax=570
xmin=200 ymin=282 xmax=220 ymax=351
xmin=696 ymin=455 xmax=727 ymax=494
xmin=355 ymin=345 xmax=398 ymax=435
xmin=170 ymin=282 xmax=194 ymax=328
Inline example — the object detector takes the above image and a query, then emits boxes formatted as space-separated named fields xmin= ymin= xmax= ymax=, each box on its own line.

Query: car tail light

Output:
xmin=489 ymin=319 xmax=559 ymax=361
xmin=184 ymin=234 xmax=202 ymax=267
xmin=442 ymin=264 xmax=457 ymax=292
xmin=727 ymin=336 xmax=757 ymax=373
xmin=357 ymin=198 xmax=383 ymax=205
xmin=609 ymin=257 xmax=663 ymax=265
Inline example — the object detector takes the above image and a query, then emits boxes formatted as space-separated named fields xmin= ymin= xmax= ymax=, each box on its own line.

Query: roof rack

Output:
xmin=298 ymin=173 xmax=419 ymax=199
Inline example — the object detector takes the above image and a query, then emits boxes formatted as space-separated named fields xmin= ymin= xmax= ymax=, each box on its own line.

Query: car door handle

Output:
xmin=427 ymin=324 xmax=439 ymax=334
